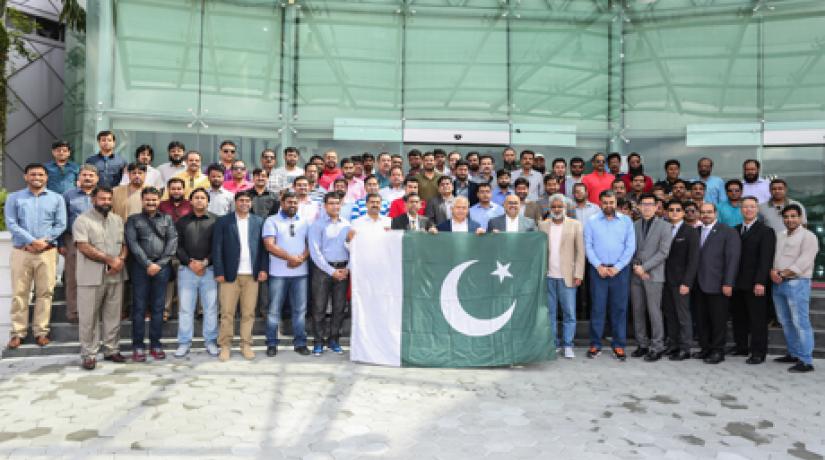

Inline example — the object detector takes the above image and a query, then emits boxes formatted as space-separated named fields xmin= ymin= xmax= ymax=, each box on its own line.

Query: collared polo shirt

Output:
xmin=263 ymin=212 xmax=310 ymax=277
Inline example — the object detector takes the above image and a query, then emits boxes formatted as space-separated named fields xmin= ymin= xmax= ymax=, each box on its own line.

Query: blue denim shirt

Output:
xmin=85 ymin=152 xmax=127 ymax=188
xmin=4 ymin=188 xmax=67 ymax=247
xmin=691 ymin=175 xmax=726 ymax=206
xmin=44 ymin=161 xmax=80 ymax=195
xmin=63 ymin=188 xmax=93 ymax=239
xmin=584 ymin=211 xmax=636 ymax=270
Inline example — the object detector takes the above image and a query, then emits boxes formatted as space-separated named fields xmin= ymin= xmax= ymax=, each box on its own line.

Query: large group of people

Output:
xmin=3 ymin=132 xmax=819 ymax=373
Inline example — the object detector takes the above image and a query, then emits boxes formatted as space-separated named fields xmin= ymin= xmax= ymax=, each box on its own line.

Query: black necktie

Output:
xmin=643 ymin=219 xmax=651 ymax=238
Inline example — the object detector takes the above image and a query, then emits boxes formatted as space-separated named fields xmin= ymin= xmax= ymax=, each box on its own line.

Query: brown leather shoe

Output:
xmin=35 ymin=336 xmax=50 ymax=347
xmin=104 ymin=353 xmax=126 ymax=363
xmin=81 ymin=357 xmax=96 ymax=370
xmin=7 ymin=337 xmax=22 ymax=349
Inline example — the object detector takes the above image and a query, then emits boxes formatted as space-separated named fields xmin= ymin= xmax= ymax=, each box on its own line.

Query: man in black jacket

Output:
xmin=391 ymin=193 xmax=433 ymax=232
xmin=662 ymin=200 xmax=699 ymax=361
xmin=125 ymin=187 xmax=178 ymax=362
xmin=730 ymin=196 xmax=776 ymax=364
xmin=692 ymin=202 xmax=741 ymax=364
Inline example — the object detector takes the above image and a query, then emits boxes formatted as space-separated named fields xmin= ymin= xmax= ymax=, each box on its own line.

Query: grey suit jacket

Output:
xmin=697 ymin=222 xmax=741 ymax=294
xmin=631 ymin=217 xmax=672 ymax=283
xmin=487 ymin=215 xmax=537 ymax=233
xmin=425 ymin=195 xmax=452 ymax=226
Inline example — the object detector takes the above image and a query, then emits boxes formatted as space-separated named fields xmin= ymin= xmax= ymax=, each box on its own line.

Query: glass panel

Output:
xmin=763 ymin=4 xmax=825 ymax=124
xmin=295 ymin=2 xmax=402 ymax=127
xmin=200 ymin=1 xmax=283 ymax=122
xmin=510 ymin=3 xmax=611 ymax=134
xmin=112 ymin=0 xmax=201 ymax=115
xmin=623 ymin=11 xmax=759 ymax=138
xmin=763 ymin=146 xmax=825 ymax=279
xmin=404 ymin=6 xmax=508 ymax=121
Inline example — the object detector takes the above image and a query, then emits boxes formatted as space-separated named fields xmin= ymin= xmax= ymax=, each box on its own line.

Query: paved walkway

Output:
xmin=0 ymin=349 xmax=823 ymax=460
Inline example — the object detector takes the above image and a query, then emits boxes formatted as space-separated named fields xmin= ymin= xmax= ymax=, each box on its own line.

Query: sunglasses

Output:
xmin=222 ymin=149 xmax=236 ymax=153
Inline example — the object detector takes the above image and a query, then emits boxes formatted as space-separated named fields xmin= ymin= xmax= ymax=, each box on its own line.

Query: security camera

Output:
xmin=454 ymin=134 xmax=463 ymax=140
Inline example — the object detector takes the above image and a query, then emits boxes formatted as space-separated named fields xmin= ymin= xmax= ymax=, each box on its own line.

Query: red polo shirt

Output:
xmin=581 ymin=171 xmax=616 ymax=204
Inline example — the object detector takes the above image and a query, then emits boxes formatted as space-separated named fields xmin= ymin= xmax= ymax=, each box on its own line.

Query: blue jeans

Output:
xmin=130 ymin=262 xmax=171 ymax=349
xmin=266 ymin=276 xmax=308 ymax=347
xmin=588 ymin=264 xmax=629 ymax=349
xmin=176 ymin=266 xmax=218 ymax=346
xmin=547 ymin=277 xmax=577 ymax=348
xmin=773 ymin=278 xmax=814 ymax=365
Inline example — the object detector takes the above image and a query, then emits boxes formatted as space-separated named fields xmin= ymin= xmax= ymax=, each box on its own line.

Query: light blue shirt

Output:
xmin=469 ymin=202 xmax=504 ymax=230
xmin=691 ymin=175 xmax=725 ymax=205
xmin=44 ymin=161 xmax=80 ymax=195
xmin=62 ymin=188 xmax=93 ymax=245
xmin=584 ymin=212 xmax=636 ymax=270
xmin=308 ymin=216 xmax=351 ymax=276
xmin=262 ymin=211 xmax=310 ymax=277
xmin=491 ymin=187 xmax=512 ymax=206
xmin=571 ymin=202 xmax=600 ymax=223
xmin=4 ymin=188 xmax=67 ymax=247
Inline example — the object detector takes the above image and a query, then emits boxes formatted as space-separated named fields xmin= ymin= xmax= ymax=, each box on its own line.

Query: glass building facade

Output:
xmin=67 ymin=0 xmax=825 ymax=278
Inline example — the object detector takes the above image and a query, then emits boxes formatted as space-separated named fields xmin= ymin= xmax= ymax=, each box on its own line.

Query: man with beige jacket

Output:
xmin=539 ymin=193 xmax=585 ymax=359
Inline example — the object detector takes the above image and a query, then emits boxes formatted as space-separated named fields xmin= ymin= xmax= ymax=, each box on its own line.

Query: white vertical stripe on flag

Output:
xmin=350 ymin=230 xmax=404 ymax=366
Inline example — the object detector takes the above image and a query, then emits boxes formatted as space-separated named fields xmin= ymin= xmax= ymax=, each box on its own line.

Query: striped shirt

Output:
xmin=350 ymin=198 xmax=390 ymax=221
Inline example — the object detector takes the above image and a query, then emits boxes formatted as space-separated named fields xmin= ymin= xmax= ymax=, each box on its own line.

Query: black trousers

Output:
xmin=730 ymin=288 xmax=768 ymax=357
xmin=662 ymin=283 xmax=693 ymax=352
xmin=695 ymin=289 xmax=729 ymax=353
xmin=310 ymin=263 xmax=349 ymax=345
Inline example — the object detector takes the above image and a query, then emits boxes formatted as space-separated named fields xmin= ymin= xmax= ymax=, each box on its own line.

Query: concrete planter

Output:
xmin=0 ymin=231 xmax=11 ymax=356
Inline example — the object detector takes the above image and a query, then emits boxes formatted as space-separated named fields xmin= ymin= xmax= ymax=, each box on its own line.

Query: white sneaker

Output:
xmin=205 ymin=342 xmax=219 ymax=356
xmin=563 ymin=347 xmax=575 ymax=359
xmin=174 ymin=344 xmax=190 ymax=358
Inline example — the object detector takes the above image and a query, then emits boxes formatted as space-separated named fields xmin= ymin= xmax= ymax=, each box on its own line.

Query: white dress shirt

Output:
xmin=547 ymin=221 xmax=563 ymax=278
xmin=451 ymin=219 xmax=469 ymax=233
xmin=505 ymin=216 xmax=520 ymax=233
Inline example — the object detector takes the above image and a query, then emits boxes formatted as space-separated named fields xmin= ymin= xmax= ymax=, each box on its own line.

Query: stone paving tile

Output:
xmin=0 ymin=350 xmax=823 ymax=460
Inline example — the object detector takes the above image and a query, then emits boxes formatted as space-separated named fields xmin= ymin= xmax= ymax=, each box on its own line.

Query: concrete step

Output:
xmin=5 ymin=320 xmax=823 ymax=359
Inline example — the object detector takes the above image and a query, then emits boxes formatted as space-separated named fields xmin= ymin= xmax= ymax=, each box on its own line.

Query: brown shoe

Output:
xmin=104 ymin=353 xmax=126 ymax=363
xmin=7 ymin=337 xmax=22 ymax=349
xmin=218 ymin=348 xmax=230 ymax=362
xmin=81 ymin=358 xmax=96 ymax=370
xmin=241 ymin=346 xmax=255 ymax=360
xmin=35 ymin=336 xmax=50 ymax=347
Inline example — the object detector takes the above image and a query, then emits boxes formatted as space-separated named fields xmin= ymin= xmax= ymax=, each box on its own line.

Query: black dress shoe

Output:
xmin=788 ymin=362 xmax=814 ymax=373
xmin=266 ymin=346 xmax=278 ymax=357
xmin=773 ymin=354 xmax=799 ymax=363
xmin=746 ymin=355 xmax=765 ymax=365
xmin=631 ymin=347 xmax=649 ymax=358
xmin=692 ymin=350 xmax=710 ymax=360
xmin=669 ymin=351 xmax=691 ymax=361
xmin=703 ymin=351 xmax=724 ymax=364
xmin=643 ymin=350 xmax=663 ymax=362
xmin=664 ymin=347 xmax=679 ymax=357
xmin=726 ymin=346 xmax=748 ymax=356
xmin=294 ymin=346 xmax=311 ymax=356
xmin=104 ymin=353 xmax=127 ymax=363
xmin=82 ymin=358 xmax=96 ymax=370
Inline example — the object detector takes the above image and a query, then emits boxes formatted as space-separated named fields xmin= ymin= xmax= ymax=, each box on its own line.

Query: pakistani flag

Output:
xmin=350 ymin=231 xmax=554 ymax=367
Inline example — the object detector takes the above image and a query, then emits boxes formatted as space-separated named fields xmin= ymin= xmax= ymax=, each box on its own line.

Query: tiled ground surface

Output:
xmin=0 ymin=348 xmax=822 ymax=460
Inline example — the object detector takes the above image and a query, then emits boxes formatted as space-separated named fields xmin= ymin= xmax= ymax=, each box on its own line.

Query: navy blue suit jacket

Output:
xmin=436 ymin=218 xmax=481 ymax=233
xmin=212 ymin=212 xmax=267 ymax=282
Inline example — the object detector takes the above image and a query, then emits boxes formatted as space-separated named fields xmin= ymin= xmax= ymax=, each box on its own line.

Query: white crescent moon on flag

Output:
xmin=439 ymin=260 xmax=516 ymax=337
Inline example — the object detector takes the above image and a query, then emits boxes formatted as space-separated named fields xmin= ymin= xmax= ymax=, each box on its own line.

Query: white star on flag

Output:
xmin=490 ymin=261 xmax=513 ymax=283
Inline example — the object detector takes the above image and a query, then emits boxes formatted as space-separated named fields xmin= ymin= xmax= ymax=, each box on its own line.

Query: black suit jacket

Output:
xmin=436 ymin=219 xmax=481 ymax=233
xmin=453 ymin=180 xmax=479 ymax=207
xmin=696 ymin=222 xmax=741 ymax=295
xmin=391 ymin=213 xmax=433 ymax=231
xmin=665 ymin=222 xmax=700 ymax=287
xmin=425 ymin=195 xmax=452 ymax=226
xmin=734 ymin=220 xmax=776 ymax=290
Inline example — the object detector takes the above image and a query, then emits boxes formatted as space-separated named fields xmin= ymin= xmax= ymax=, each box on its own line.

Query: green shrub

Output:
xmin=0 ymin=188 xmax=8 ymax=231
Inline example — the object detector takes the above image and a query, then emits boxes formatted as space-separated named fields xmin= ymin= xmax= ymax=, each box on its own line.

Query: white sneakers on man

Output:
xmin=563 ymin=347 xmax=575 ymax=359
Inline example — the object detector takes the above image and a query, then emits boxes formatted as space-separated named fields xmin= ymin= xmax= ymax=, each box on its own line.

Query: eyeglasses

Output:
xmin=667 ymin=208 xmax=684 ymax=213
xmin=222 ymin=149 xmax=236 ymax=153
